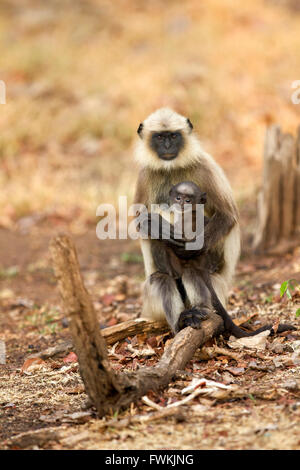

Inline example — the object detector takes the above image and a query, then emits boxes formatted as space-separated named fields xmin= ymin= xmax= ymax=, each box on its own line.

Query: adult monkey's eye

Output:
xmin=157 ymin=134 xmax=163 ymax=140
xmin=171 ymin=133 xmax=177 ymax=139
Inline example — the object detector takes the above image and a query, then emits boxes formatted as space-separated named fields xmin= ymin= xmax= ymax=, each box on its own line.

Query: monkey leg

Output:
xmin=151 ymin=241 xmax=182 ymax=278
xmin=142 ymin=272 xmax=185 ymax=333
xmin=176 ymin=267 xmax=213 ymax=332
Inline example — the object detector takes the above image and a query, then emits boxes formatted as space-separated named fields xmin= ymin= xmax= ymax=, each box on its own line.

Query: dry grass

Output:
xmin=1 ymin=0 xmax=300 ymax=219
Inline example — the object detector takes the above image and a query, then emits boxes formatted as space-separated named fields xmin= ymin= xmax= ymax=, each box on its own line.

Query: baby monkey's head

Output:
xmin=169 ymin=181 xmax=206 ymax=211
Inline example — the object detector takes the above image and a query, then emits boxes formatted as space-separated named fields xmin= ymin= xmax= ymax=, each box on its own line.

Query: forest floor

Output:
xmin=0 ymin=222 xmax=299 ymax=450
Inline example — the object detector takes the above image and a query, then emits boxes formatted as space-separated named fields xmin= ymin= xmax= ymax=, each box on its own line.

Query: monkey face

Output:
xmin=150 ymin=131 xmax=184 ymax=161
xmin=172 ymin=193 xmax=196 ymax=211
xmin=169 ymin=182 xmax=206 ymax=211
xmin=171 ymin=191 xmax=195 ymax=206
xmin=134 ymin=109 xmax=195 ymax=170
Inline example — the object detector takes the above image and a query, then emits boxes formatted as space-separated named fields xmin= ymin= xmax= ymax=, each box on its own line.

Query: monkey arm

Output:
xmin=134 ymin=171 xmax=184 ymax=246
xmin=201 ymin=211 xmax=235 ymax=252
xmin=139 ymin=213 xmax=186 ymax=247
xmin=188 ymin=163 xmax=239 ymax=253
xmin=169 ymin=212 xmax=234 ymax=259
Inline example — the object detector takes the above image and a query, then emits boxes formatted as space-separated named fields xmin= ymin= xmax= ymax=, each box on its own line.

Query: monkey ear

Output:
xmin=186 ymin=118 xmax=193 ymax=132
xmin=200 ymin=193 xmax=207 ymax=204
xmin=137 ymin=122 xmax=144 ymax=138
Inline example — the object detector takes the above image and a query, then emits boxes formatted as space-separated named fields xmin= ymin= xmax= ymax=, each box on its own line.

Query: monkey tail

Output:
xmin=234 ymin=323 xmax=297 ymax=338
xmin=210 ymin=283 xmax=296 ymax=338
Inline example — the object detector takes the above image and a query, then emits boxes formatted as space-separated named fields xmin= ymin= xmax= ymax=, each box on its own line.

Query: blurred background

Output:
xmin=1 ymin=0 xmax=300 ymax=229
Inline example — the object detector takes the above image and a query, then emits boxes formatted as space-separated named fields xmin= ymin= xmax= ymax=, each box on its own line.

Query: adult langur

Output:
xmin=134 ymin=108 xmax=295 ymax=337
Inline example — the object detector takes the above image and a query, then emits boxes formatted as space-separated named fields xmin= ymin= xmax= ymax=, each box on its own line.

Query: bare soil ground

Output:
xmin=0 ymin=224 xmax=299 ymax=450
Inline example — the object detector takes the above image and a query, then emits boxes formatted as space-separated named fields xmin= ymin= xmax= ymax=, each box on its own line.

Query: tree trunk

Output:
xmin=50 ymin=235 xmax=122 ymax=416
xmin=253 ymin=125 xmax=300 ymax=253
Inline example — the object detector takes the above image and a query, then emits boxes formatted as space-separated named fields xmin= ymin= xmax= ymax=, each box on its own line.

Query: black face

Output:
xmin=169 ymin=182 xmax=206 ymax=210
xmin=150 ymin=131 xmax=184 ymax=161
xmin=172 ymin=192 xmax=196 ymax=208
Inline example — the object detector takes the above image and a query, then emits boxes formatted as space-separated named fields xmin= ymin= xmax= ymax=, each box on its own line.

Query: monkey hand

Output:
xmin=169 ymin=231 xmax=206 ymax=258
xmin=139 ymin=213 xmax=163 ymax=237
xmin=139 ymin=213 xmax=186 ymax=246
xmin=176 ymin=307 xmax=210 ymax=332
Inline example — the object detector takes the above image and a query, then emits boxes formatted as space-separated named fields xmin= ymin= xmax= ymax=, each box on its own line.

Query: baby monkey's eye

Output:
xmin=176 ymin=196 xmax=181 ymax=200
xmin=185 ymin=199 xmax=191 ymax=203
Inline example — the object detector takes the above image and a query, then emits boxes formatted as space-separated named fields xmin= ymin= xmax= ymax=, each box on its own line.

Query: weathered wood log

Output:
xmin=28 ymin=319 xmax=169 ymax=359
xmin=50 ymin=234 xmax=122 ymax=415
xmin=112 ymin=313 xmax=223 ymax=411
xmin=103 ymin=318 xmax=169 ymax=345
xmin=253 ymin=125 xmax=300 ymax=253
xmin=50 ymin=234 xmax=224 ymax=416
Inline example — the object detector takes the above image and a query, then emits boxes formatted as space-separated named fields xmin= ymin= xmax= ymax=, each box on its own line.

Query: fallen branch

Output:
xmin=103 ymin=318 xmax=169 ymax=344
xmin=4 ymin=426 xmax=67 ymax=449
xmin=50 ymin=234 xmax=224 ymax=416
xmin=28 ymin=318 xmax=169 ymax=359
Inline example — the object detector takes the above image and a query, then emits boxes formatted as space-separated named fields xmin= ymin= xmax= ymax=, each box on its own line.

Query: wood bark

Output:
xmin=103 ymin=318 xmax=169 ymax=345
xmin=50 ymin=235 xmax=122 ymax=415
xmin=50 ymin=234 xmax=224 ymax=416
xmin=253 ymin=125 xmax=300 ymax=253
xmin=29 ymin=319 xmax=169 ymax=359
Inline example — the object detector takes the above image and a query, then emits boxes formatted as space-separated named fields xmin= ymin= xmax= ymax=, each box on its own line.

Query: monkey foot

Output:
xmin=177 ymin=307 xmax=209 ymax=331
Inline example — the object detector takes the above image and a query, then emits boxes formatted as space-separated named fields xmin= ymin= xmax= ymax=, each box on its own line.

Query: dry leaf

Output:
xmin=63 ymin=352 xmax=78 ymax=363
xmin=21 ymin=358 xmax=47 ymax=374
xmin=226 ymin=367 xmax=245 ymax=376
xmin=228 ymin=330 xmax=270 ymax=350
xmin=107 ymin=317 xmax=118 ymax=326
xmin=127 ymin=343 xmax=156 ymax=357
xmin=182 ymin=377 xmax=232 ymax=394
xmin=233 ymin=313 xmax=258 ymax=326
xmin=101 ymin=294 xmax=116 ymax=306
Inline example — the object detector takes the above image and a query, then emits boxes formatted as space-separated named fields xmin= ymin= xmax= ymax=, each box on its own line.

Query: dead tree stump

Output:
xmin=253 ymin=125 xmax=300 ymax=253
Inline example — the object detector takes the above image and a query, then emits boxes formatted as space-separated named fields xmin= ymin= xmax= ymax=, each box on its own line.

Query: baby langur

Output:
xmin=150 ymin=181 xmax=208 ymax=279
xmin=169 ymin=181 xmax=208 ymax=240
